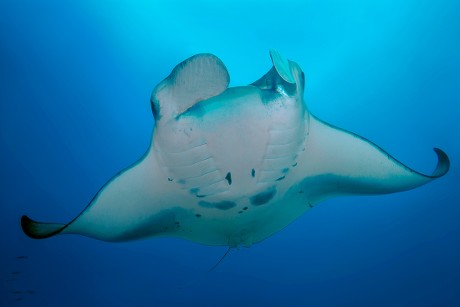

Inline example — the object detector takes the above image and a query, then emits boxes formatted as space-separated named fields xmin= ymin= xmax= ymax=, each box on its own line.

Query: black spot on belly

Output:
xmin=190 ymin=188 xmax=206 ymax=198
xmin=251 ymin=169 xmax=255 ymax=177
xmin=225 ymin=172 xmax=232 ymax=185
xmin=250 ymin=187 xmax=276 ymax=206
xmin=199 ymin=200 xmax=237 ymax=210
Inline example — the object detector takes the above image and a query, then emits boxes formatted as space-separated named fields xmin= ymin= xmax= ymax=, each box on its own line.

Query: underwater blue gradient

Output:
xmin=1 ymin=0 xmax=459 ymax=305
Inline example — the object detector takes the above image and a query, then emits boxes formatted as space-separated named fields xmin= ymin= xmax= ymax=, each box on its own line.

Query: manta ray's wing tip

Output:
xmin=431 ymin=147 xmax=450 ymax=178
xmin=21 ymin=215 xmax=65 ymax=239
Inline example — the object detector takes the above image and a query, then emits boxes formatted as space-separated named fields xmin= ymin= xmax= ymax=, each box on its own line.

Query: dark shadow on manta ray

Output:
xmin=21 ymin=50 xmax=450 ymax=249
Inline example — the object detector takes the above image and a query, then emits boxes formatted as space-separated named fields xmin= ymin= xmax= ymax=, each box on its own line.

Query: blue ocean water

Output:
xmin=1 ymin=0 xmax=459 ymax=305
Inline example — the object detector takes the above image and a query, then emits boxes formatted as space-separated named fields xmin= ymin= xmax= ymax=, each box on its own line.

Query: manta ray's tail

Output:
xmin=21 ymin=215 xmax=66 ymax=239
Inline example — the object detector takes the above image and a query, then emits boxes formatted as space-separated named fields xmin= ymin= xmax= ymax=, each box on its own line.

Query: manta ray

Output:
xmin=21 ymin=50 xmax=449 ymax=248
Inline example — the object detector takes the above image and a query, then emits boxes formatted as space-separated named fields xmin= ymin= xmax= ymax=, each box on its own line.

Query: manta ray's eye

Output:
xmin=300 ymin=72 xmax=305 ymax=88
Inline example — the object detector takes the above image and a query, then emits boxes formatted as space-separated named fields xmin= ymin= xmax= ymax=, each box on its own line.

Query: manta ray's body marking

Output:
xmin=21 ymin=50 xmax=449 ymax=248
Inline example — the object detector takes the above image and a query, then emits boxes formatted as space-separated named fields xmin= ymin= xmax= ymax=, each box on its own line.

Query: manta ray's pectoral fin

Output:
xmin=298 ymin=116 xmax=450 ymax=203
xmin=20 ymin=152 xmax=176 ymax=242
xmin=21 ymin=215 xmax=66 ymax=239
xmin=150 ymin=53 xmax=230 ymax=120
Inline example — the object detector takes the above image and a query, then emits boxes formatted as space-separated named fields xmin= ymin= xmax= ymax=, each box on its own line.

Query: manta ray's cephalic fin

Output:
xmin=150 ymin=53 xmax=230 ymax=120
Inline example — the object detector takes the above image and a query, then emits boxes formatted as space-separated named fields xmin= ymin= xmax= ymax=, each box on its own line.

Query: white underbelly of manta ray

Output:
xmin=21 ymin=50 xmax=450 ymax=248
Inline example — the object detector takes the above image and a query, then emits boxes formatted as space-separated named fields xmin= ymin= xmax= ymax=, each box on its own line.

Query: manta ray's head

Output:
xmin=150 ymin=50 xmax=307 ymax=122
